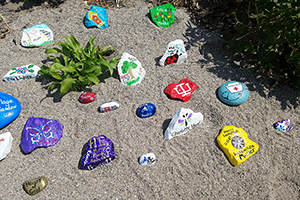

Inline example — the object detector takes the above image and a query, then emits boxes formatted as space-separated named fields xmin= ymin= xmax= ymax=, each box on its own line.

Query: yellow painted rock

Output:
xmin=23 ymin=176 xmax=48 ymax=195
xmin=217 ymin=125 xmax=259 ymax=166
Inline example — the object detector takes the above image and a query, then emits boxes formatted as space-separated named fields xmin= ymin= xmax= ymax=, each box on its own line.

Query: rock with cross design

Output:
xmin=217 ymin=81 xmax=249 ymax=106
xmin=164 ymin=78 xmax=197 ymax=102
xmin=164 ymin=108 xmax=203 ymax=140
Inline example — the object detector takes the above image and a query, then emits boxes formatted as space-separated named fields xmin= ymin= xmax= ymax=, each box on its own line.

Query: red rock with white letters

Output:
xmin=164 ymin=78 xmax=197 ymax=102
xmin=79 ymin=92 xmax=96 ymax=104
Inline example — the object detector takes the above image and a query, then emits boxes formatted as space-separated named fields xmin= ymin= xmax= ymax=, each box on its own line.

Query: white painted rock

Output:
xmin=159 ymin=39 xmax=187 ymax=67
xmin=0 ymin=132 xmax=13 ymax=161
xmin=3 ymin=64 xmax=40 ymax=82
xmin=139 ymin=153 xmax=156 ymax=166
xmin=21 ymin=24 xmax=53 ymax=47
xmin=100 ymin=102 xmax=119 ymax=113
xmin=164 ymin=108 xmax=203 ymax=140
xmin=117 ymin=52 xmax=146 ymax=86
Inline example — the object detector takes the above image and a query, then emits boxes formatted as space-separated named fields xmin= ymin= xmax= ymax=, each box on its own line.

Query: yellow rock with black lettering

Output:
xmin=217 ymin=125 xmax=259 ymax=166
xmin=23 ymin=176 xmax=48 ymax=195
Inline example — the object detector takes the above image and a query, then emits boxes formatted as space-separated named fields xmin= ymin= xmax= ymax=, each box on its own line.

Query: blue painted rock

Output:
xmin=275 ymin=119 xmax=293 ymax=132
xmin=81 ymin=135 xmax=115 ymax=170
xmin=20 ymin=117 xmax=63 ymax=154
xmin=79 ymin=92 xmax=96 ymax=104
xmin=0 ymin=92 xmax=21 ymax=129
xmin=136 ymin=103 xmax=156 ymax=118
xmin=139 ymin=153 xmax=156 ymax=166
xmin=217 ymin=81 xmax=249 ymax=106
xmin=84 ymin=6 xmax=109 ymax=29
xmin=21 ymin=24 xmax=53 ymax=47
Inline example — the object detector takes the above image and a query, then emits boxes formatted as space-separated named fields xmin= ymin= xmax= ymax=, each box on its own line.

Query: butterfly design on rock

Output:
xmin=26 ymin=120 xmax=54 ymax=144
xmin=178 ymin=112 xmax=193 ymax=126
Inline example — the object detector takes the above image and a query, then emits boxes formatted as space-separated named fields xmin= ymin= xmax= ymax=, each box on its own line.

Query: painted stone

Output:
xmin=84 ymin=6 xmax=109 ymax=29
xmin=217 ymin=125 xmax=259 ymax=166
xmin=23 ymin=176 xmax=48 ymax=195
xmin=21 ymin=24 xmax=53 ymax=47
xmin=164 ymin=78 xmax=197 ymax=102
xmin=136 ymin=103 xmax=156 ymax=118
xmin=164 ymin=108 xmax=203 ymax=140
xmin=0 ymin=92 xmax=21 ymax=129
xmin=149 ymin=3 xmax=175 ymax=28
xmin=100 ymin=102 xmax=119 ymax=113
xmin=139 ymin=153 xmax=156 ymax=166
xmin=0 ymin=132 xmax=13 ymax=161
xmin=79 ymin=92 xmax=96 ymax=104
xmin=81 ymin=135 xmax=115 ymax=170
xmin=20 ymin=117 xmax=63 ymax=154
xmin=275 ymin=119 xmax=293 ymax=132
xmin=159 ymin=39 xmax=187 ymax=66
xmin=217 ymin=81 xmax=249 ymax=106
xmin=3 ymin=64 xmax=40 ymax=82
xmin=117 ymin=52 xmax=146 ymax=86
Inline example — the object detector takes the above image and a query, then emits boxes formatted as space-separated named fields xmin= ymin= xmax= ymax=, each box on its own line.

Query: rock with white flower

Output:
xmin=164 ymin=108 xmax=203 ymax=140
xmin=3 ymin=64 xmax=40 ymax=82
xmin=159 ymin=39 xmax=187 ymax=67
xmin=0 ymin=132 xmax=13 ymax=161
xmin=117 ymin=52 xmax=146 ymax=86
xmin=21 ymin=24 xmax=53 ymax=47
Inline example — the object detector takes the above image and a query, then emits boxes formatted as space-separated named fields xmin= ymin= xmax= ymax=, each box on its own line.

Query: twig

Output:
xmin=0 ymin=13 xmax=10 ymax=39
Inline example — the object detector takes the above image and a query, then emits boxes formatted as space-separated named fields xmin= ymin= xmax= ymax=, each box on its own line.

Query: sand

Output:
xmin=0 ymin=0 xmax=300 ymax=199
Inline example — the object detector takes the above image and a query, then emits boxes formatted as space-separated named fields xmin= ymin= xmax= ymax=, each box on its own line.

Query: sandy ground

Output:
xmin=1 ymin=0 xmax=300 ymax=199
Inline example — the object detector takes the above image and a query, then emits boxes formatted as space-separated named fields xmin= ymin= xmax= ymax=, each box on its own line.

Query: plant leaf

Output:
xmin=86 ymin=74 xmax=100 ymax=85
xmin=45 ymin=48 xmax=62 ymax=54
xmin=49 ymin=71 xmax=63 ymax=80
xmin=60 ymin=78 xmax=76 ymax=95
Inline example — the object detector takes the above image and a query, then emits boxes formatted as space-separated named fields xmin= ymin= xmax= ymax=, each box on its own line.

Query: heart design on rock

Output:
xmin=164 ymin=78 xmax=197 ymax=102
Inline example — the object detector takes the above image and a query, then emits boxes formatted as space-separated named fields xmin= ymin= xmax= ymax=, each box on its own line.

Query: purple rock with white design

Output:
xmin=81 ymin=135 xmax=115 ymax=170
xmin=139 ymin=153 xmax=156 ymax=166
xmin=20 ymin=117 xmax=63 ymax=154
xmin=3 ymin=64 xmax=40 ymax=82
xmin=275 ymin=119 xmax=293 ymax=132
xmin=164 ymin=108 xmax=203 ymax=140
xmin=0 ymin=132 xmax=13 ymax=161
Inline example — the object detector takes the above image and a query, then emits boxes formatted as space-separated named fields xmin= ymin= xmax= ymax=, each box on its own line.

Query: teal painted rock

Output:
xmin=21 ymin=24 xmax=53 ymax=47
xmin=0 ymin=92 xmax=21 ymax=129
xmin=218 ymin=81 xmax=250 ymax=106
xmin=150 ymin=4 xmax=175 ymax=28
xmin=84 ymin=6 xmax=109 ymax=29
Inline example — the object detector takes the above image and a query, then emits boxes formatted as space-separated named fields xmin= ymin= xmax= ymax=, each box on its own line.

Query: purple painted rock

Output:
xmin=79 ymin=92 xmax=96 ymax=104
xmin=275 ymin=119 xmax=293 ymax=132
xmin=81 ymin=135 xmax=115 ymax=170
xmin=21 ymin=117 xmax=63 ymax=154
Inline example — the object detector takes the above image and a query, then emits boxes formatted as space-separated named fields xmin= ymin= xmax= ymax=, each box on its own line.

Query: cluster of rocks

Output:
xmin=0 ymin=3 xmax=295 ymax=195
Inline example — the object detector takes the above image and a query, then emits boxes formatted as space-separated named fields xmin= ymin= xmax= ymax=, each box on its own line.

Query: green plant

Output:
xmin=39 ymin=35 xmax=120 ymax=95
xmin=224 ymin=0 xmax=300 ymax=88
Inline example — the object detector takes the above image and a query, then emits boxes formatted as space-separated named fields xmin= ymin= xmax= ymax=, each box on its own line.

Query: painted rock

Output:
xmin=139 ymin=153 xmax=156 ymax=166
xmin=117 ymin=52 xmax=146 ymax=86
xmin=164 ymin=108 xmax=203 ymax=140
xmin=159 ymin=39 xmax=187 ymax=66
xmin=21 ymin=24 xmax=53 ymax=47
xmin=136 ymin=103 xmax=156 ymax=118
xmin=100 ymin=102 xmax=119 ymax=113
xmin=164 ymin=78 xmax=197 ymax=102
xmin=84 ymin=5 xmax=109 ymax=29
xmin=0 ymin=92 xmax=21 ymax=129
xmin=23 ymin=176 xmax=48 ymax=195
xmin=81 ymin=135 xmax=115 ymax=170
xmin=275 ymin=119 xmax=293 ymax=132
xmin=3 ymin=64 xmax=40 ymax=82
xmin=217 ymin=125 xmax=259 ymax=166
xmin=79 ymin=92 xmax=96 ymax=104
xmin=20 ymin=117 xmax=63 ymax=154
xmin=217 ymin=81 xmax=249 ymax=106
xmin=0 ymin=132 xmax=13 ymax=161
xmin=149 ymin=3 xmax=175 ymax=28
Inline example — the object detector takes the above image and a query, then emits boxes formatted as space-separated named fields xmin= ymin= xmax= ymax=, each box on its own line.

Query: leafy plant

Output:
xmin=39 ymin=35 xmax=120 ymax=95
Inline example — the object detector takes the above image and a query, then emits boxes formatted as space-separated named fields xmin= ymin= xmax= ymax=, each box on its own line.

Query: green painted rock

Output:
xmin=150 ymin=4 xmax=175 ymax=28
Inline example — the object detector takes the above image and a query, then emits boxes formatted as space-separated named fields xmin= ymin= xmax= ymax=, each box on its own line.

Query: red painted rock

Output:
xmin=164 ymin=78 xmax=197 ymax=102
xmin=79 ymin=92 xmax=96 ymax=104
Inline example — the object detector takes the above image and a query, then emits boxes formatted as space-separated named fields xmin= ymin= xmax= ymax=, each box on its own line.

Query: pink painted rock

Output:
xmin=79 ymin=92 xmax=96 ymax=104
xmin=164 ymin=78 xmax=197 ymax=102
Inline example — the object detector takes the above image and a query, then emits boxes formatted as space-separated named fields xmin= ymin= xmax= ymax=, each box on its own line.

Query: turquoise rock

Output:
xmin=217 ymin=81 xmax=249 ymax=106
xmin=0 ymin=92 xmax=21 ymax=129
xmin=84 ymin=6 xmax=109 ymax=29
xmin=149 ymin=4 xmax=175 ymax=28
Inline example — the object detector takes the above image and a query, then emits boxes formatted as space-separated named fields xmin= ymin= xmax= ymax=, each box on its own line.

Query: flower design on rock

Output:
xmin=10 ymin=64 xmax=34 ymax=75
